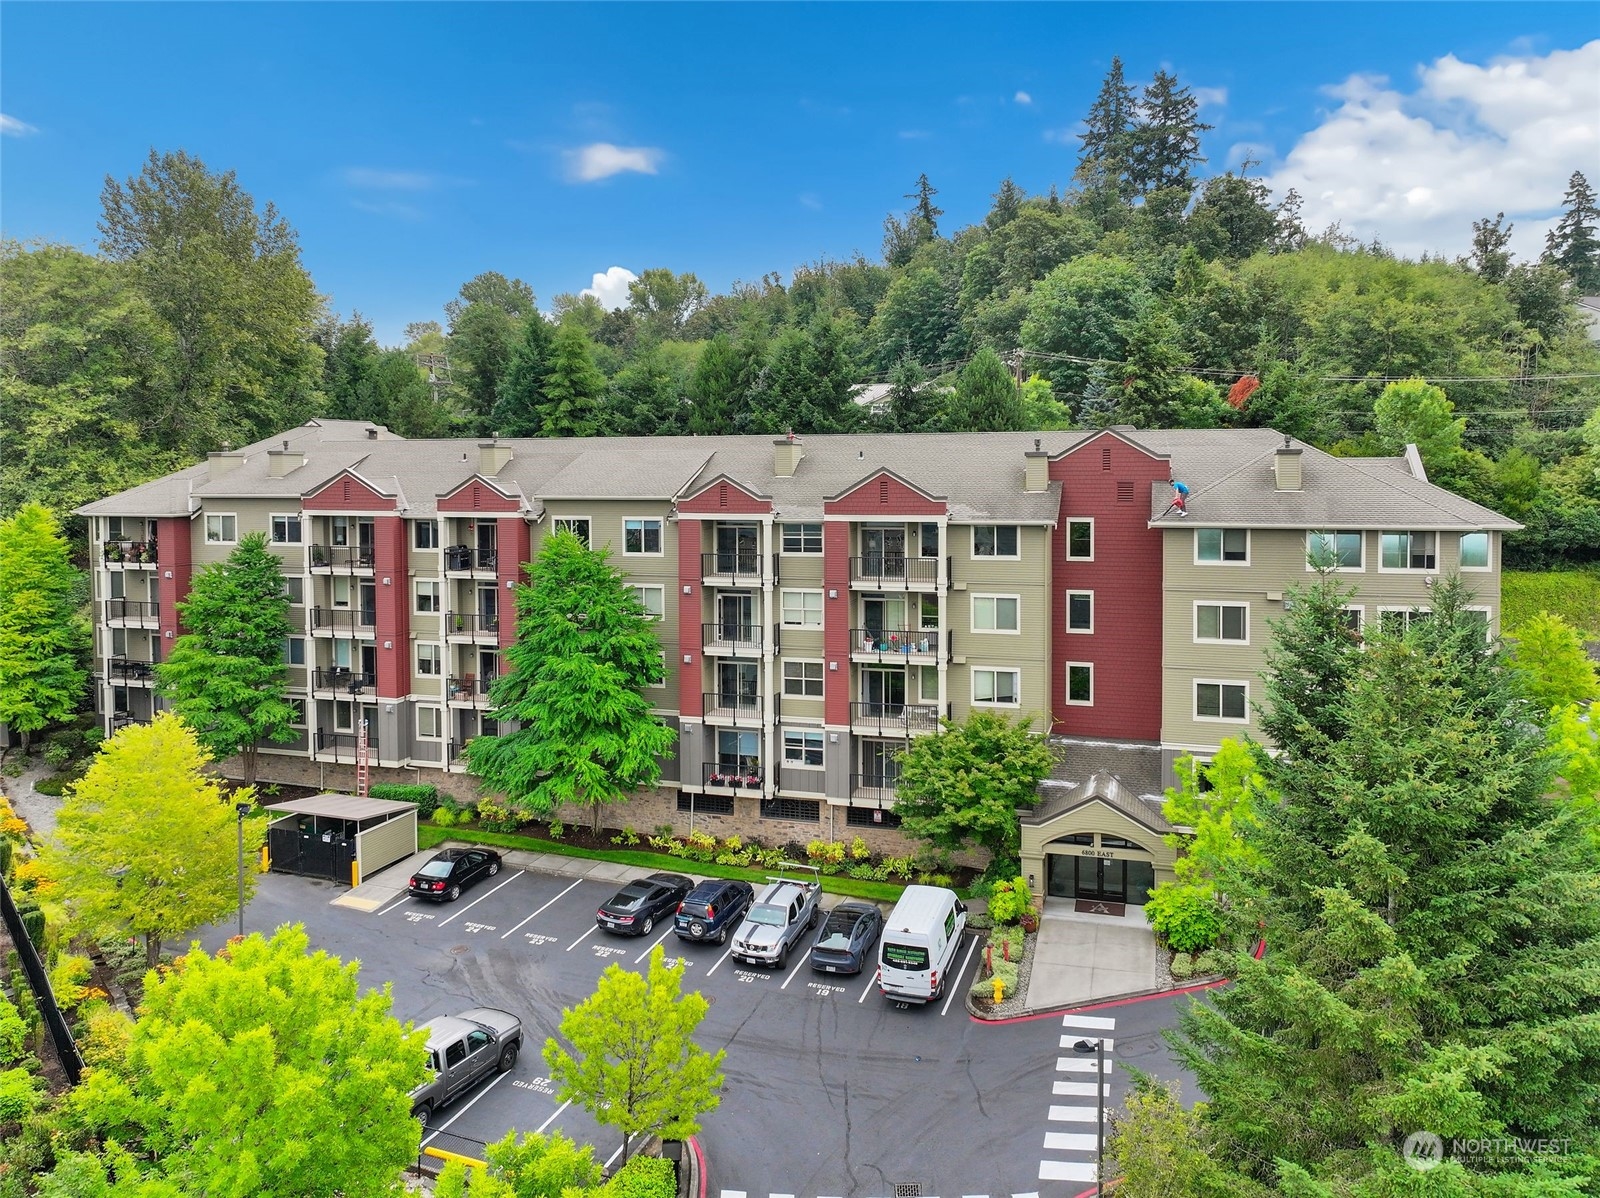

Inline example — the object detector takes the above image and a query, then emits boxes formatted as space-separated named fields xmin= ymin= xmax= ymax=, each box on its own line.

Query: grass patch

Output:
xmin=1503 ymin=568 xmax=1600 ymax=637
xmin=418 ymin=823 xmax=918 ymax=903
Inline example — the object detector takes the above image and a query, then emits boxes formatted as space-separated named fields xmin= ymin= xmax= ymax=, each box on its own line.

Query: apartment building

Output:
xmin=78 ymin=420 xmax=1517 ymax=902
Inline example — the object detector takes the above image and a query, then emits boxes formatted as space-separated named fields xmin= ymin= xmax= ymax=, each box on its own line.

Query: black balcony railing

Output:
xmin=849 ymin=701 xmax=939 ymax=736
xmin=315 ymin=729 xmax=378 ymax=754
xmin=312 ymin=667 xmax=375 ymax=693
xmin=849 ymin=628 xmax=939 ymax=657
xmin=102 ymin=540 xmax=157 ymax=566
xmin=308 ymin=545 xmax=375 ymax=570
xmin=447 ymin=612 xmax=500 ymax=636
xmin=446 ymin=546 xmax=498 ymax=572
xmin=310 ymin=607 xmax=377 ymax=633
xmin=850 ymin=772 xmax=902 ymax=801
xmin=700 ymin=551 xmax=763 ymax=582
xmin=703 ymin=762 xmax=763 ymax=790
xmin=447 ymin=674 xmax=496 ymax=704
xmin=702 ymin=622 xmax=761 ymax=653
xmin=850 ymin=555 xmax=938 ymax=587
xmin=108 ymin=657 xmax=156 ymax=682
xmin=702 ymin=691 xmax=762 ymax=724
xmin=104 ymin=599 xmax=160 ymax=622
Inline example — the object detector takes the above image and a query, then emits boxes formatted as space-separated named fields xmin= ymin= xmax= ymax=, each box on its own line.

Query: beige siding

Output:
xmin=355 ymin=809 xmax=418 ymax=878
xmin=948 ymin=523 xmax=1052 ymax=732
xmin=1019 ymin=801 xmax=1179 ymax=899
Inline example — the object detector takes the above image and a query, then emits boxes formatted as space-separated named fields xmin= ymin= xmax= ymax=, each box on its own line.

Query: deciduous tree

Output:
xmin=0 ymin=503 xmax=90 ymax=752
xmin=544 ymin=945 xmax=725 ymax=1164
xmin=1508 ymin=610 xmax=1600 ymax=710
xmin=1466 ymin=211 xmax=1515 ymax=284
xmin=1373 ymin=377 xmax=1466 ymax=477
xmin=627 ymin=268 xmax=709 ymax=340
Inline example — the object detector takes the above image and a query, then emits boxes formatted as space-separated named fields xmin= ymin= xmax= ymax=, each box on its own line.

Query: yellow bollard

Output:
xmin=259 ymin=845 xmax=271 ymax=873
xmin=992 ymin=975 xmax=1005 ymax=1004
xmin=351 ymin=859 xmax=361 ymax=888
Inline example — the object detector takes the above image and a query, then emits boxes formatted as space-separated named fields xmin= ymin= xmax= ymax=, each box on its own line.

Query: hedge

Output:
xmin=368 ymin=783 xmax=442 ymax=816
xmin=606 ymin=1155 xmax=676 ymax=1198
xmin=1502 ymin=569 xmax=1600 ymax=637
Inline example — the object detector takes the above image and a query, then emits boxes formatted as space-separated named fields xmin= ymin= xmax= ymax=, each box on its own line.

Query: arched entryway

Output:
xmin=1044 ymin=832 xmax=1158 ymax=905
xmin=1019 ymin=773 xmax=1177 ymax=914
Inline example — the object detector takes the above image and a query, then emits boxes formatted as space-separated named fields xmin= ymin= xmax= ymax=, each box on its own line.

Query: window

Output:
xmin=919 ymin=523 xmax=939 ymax=557
xmin=414 ymin=520 xmax=439 ymax=550
xmin=971 ymin=594 xmax=1020 ymax=633
xmin=287 ymin=698 xmax=307 ymax=727
xmin=417 ymin=643 xmax=441 ymax=676
xmin=1459 ymin=532 xmax=1490 ymax=570
xmin=781 ymin=589 xmax=823 ymax=627
xmin=919 ymin=664 xmax=939 ymax=702
xmin=1377 ymin=607 xmax=1430 ymax=636
xmin=415 ymin=581 xmax=441 ymax=613
xmin=629 ymin=585 xmax=665 ymax=620
xmin=783 ymin=730 xmax=824 ymax=767
xmin=1195 ymin=680 xmax=1248 ymax=721
xmin=781 ymin=523 xmax=822 ymax=554
xmin=282 ymin=576 xmax=304 ymax=605
xmin=1195 ymin=603 xmax=1248 ymax=643
xmin=555 ymin=517 xmax=591 ymax=547
xmin=1196 ymin=528 xmax=1248 ymax=563
xmin=283 ymin=637 xmax=305 ymax=666
xmin=782 ymin=660 xmax=824 ymax=698
xmin=973 ymin=668 xmax=1021 ymax=706
xmin=679 ymin=793 xmax=735 ymax=815
xmin=1066 ymin=591 xmax=1093 ymax=633
xmin=1065 ymin=663 xmax=1093 ymax=705
xmin=1463 ymin=607 xmax=1492 ymax=641
xmin=972 ymin=525 xmax=1019 ymax=558
xmin=270 ymin=514 xmax=302 ymax=545
xmin=1339 ymin=606 xmax=1364 ymax=634
xmin=332 ymin=575 xmax=352 ymax=607
xmin=205 ymin=514 xmax=237 ymax=544
xmin=1308 ymin=530 xmax=1363 ymax=570
xmin=623 ymin=518 xmax=663 ymax=555
xmin=646 ymin=650 xmax=667 ymax=689
xmin=1380 ymin=531 xmax=1437 ymax=570
xmin=1066 ymin=519 xmax=1093 ymax=561
xmin=417 ymin=706 xmax=442 ymax=739
xmin=845 ymin=806 xmax=902 ymax=828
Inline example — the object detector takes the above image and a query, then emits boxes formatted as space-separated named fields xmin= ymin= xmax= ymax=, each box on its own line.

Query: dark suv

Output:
xmin=674 ymin=878 xmax=755 ymax=944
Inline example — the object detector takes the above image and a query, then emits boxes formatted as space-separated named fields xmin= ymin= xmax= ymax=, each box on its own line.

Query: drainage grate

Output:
xmin=892 ymin=1185 xmax=922 ymax=1198
xmin=448 ymin=944 xmax=471 ymax=955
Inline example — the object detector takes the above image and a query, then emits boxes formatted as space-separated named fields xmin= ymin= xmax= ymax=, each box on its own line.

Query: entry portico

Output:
xmin=1020 ymin=772 xmax=1178 ymax=911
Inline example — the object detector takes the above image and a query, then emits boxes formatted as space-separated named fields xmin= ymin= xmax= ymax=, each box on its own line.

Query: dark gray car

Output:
xmin=410 ymin=1006 xmax=522 ymax=1124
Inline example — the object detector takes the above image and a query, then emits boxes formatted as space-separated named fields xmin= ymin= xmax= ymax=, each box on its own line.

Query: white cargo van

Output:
xmin=878 ymin=885 xmax=967 ymax=1004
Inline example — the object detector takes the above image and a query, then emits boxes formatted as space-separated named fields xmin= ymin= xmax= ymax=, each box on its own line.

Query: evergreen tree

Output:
xmin=372 ymin=349 xmax=446 ymax=437
xmin=450 ymin=301 xmax=522 ymax=435
xmin=1129 ymin=69 xmax=1211 ymax=196
xmin=944 ymin=347 xmax=1024 ymax=432
xmin=0 ymin=503 xmax=90 ymax=751
xmin=492 ymin=313 xmax=557 ymax=436
xmin=155 ymin=532 xmax=295 ymax=786
xmin=1115 ymin=308 xmax=1192 ymax=427
xmin=535 ymin=325 xmax=607 ymax=438
xmin=886 ymin=356 xmax=938 ymax=432
xmin=985 ymin=176 xmax=1025 ymax=230
xmin=1074 ymin=56 xmax=1139 ymax=227
xmin=1544 ymin=170 xmax=1600 ymax=292
xmin=744 ymin=316 xmax=858 ymax=434
xmin=604 ymin=342 xmax=690 ymax=436
xmin=315 ymin=313 xmax=381 ymax=421
xmin=905 ymin=173 xmax=944 ymax=235
xmin=1466 ymin=211 xmax=1515 ymax=284
xmin=688 ymin=333 xmax=740 ymax=435
xmin=1269 ymin=187 xmax=1310 ymax=253
xmin=1077 ymin=364 xmax=1118 ymax=428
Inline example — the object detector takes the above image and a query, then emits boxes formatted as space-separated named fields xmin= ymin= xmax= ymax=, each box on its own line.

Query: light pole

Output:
xmin=235 ymin=802 xmax=253 ymax=938
xmin=1073 ymin=1037 xmax=1107 ymax=1196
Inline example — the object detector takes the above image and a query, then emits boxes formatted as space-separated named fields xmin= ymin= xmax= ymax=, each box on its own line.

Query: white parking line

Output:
xmin=535 ymin=1098 xmax=571 ymax=1133
xmin=1061 ymin=1014 xmax=1116 ymax=1029
xmin=1054 ymin=1080 xmax=1111 ymax=1097
xmin=501 ymin=878 xmax=584 ymax=939
xmin=778 ymin=950 xmax=811 ymax=989
xmin=437 ymin=871 xmax=525 ymax=927
xmin=1059 ymin=1035 xmax=1114 ymax=1052
xmin=376 ymin=893 xmax=414 ymax=917
xmin=604 ymin=1141 xmax=626 ymax=1170
xmin=1044 ymin=1131 xmax=1098 ymax=1150
xmin=635 ymin=925 xmax=676 ymax=964
xmin=941 ymin=936 xmax=980 ymax=1016
xmin=419 ymin=1070 xmax=511 ymax=1148
xmin=857 ymin=968 xmax=879 ymax=1003
xmin=704 ymin=946 xmax=735 ymax=976
xmin=565 ymin=925 xmax=599 ymax=952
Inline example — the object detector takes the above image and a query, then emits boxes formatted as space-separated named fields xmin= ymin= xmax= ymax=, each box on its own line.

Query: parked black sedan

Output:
xmin=809 ymin=901 xmax=884 ymax=974
xmin=408 ymin=848 xmax=502 ymax=902
xmin=596 ymin=872 xmax=694 ymax=936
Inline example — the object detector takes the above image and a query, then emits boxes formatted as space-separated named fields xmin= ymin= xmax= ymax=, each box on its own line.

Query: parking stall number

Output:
xmin=733 ymin=969 xmax=770 ymax=984
xmin=807 ymin=982 xmax=846 ymax=998
xmin=462 ymin=922 xmax=497 ymax=934
xmin=523 ymin=933 xmax=559 ymax=946
xmin=404 ymin=912 xmax=438 ymax=923
xmin=511 ymin=1076 xmax=558 ymax=1095
xmin=593 ymin=945 xmax=627 ymax=959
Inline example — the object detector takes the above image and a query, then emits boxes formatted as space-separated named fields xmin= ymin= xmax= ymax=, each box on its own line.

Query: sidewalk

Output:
xmin=1022 ymin=901 xmax=1161 ymax=1010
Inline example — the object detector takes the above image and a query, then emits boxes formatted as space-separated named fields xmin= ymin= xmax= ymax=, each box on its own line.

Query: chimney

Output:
xmin=773 ymin=433 xmax=804 ymax=478
xmin=207 ymin=450 xmax=244 ymax=478
xmin=365 ymin=427 xmax=379 ymax=440
xmin=1024 ymin=438 xmax=1049 ymax=493
xmin=1274 ymin=435 xmax=1303 ymax=492
xmin=479 ymin=441 xmax=513 ymax=476
xmin=268 ymin=441 xmax=304 ymax=478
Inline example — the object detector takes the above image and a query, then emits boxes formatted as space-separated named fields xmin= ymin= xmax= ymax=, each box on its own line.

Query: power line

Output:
xmin=1016 ymin=347 xmax=1600 ymax=385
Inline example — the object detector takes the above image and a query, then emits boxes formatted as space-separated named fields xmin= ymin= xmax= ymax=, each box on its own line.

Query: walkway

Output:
xmin=1023 ymin=902 xmax=1159 ymax=1010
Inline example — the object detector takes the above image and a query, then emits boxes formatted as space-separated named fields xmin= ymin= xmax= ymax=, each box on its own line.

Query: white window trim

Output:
xmin=1064 ymin=661 xmax=1094 ymax=706
xmin=970 ymin=592 xmax=1022 ymax=635
xmin=1194 ymin=678 xmax=1250 ymax=724
xmin=413 ymin=520 xmax=441 ymax=551
xmin=1193 ymin=600 xmax=1250 ymax=646
xmin=414 ymin=580 xmax=441 ymax=614
xmin=283 ymin=576 xmax=305 ymax=607
xmin=782 ymin=728 xmax=826 ymax=768
xmin=971 ymin=524 xmax=1022 ymax=561
xmin=1305 ymin=530 xmax=1365 ymax=573
xmin=416 ymin=705 xmax=443 ymax=740
xmin=1341 ymin=604 xmax=1365 ymax=632
xmin=972 ymin=667 xmax=1022 ymax=708
xmin=781 ymin=658 xmax=826 ymax=698
xmin=630 ymin=584 xmax=666 ymax=621
xmin=416 ymin=643 xmax=442 ymax=676
xmin=779 ymin=522 xmax=824 ymax=556
xmin=1065 ymin=518 xmax=1095 ymax=562
xmin=1376 ymin=530 xmax=1440 ymax=574
xmin=205 ymin=513 xmax=238 ymax=544
xmin=1065 ymin=590 xmax=1094 ymax=634
xmin=553 ymin=515 xmax=594 ymax=546
xmin=1193 ymin=527 xmax=1250 ymax=566
xmin=621 ymin=516 xmax=665 ymax=557
xmin=269 ymin=513 xmax=304 ymax=545
xmin=1459 ymin=532 xmax=1492 ymax=572
xmin=780 ymin=588 xmax=824 ymax=628
xmin=645 ymin=649 xmax=667 ymax=690
xmin=284 ymin=636 xmax=306 ymax=666
xmin=1374 ymin=604 xmax=1431 ymax=633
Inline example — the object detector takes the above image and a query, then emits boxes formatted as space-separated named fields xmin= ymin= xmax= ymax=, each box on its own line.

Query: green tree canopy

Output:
xmin=1373 ymin=377 xmax=1466 ymax=476
xmin=688 ymin=332 xmax=741 ymax=435
xmin=944 ymin=347 xmax=1024 ymax=431
xmin=0 ymin=503 xmax=90 ymax=751
xmin=1545 ymin=170 xmax=1600 ymax=293
xmin=156 ymin=531 xmax=295 ymax=786
xmin=535 ymin=325 xmax=608 ymax=438
xmin=1508 ymin=610 xmax=1600 ymax=710
xmin=1021 ymin=253 xmax=1151 ymax=399
xmin=492 ymin=313 xmax=558 ymax=437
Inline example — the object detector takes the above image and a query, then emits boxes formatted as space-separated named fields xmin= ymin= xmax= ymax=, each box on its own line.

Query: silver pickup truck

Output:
xmin=730 ymin=865 xmax=822 ymax=968
xmin=410 ymin=1007 xmax=522 ymax=1124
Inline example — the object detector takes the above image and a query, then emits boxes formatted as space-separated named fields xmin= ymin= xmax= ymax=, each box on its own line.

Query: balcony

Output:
xmin=849 ymin=701 xmax=939 ymax=737
xmin=702 ymin=762 xmax=764 ymax=792
xmin=105 ymin=599 xmax=161 ymax=626
xmin=849 ymin=628 xmax=939 ymax=664
xmin=309 ymin=607 xmax=377 ymax=636
xmin=850 ymin=772 xmax=901 ymax=805
xmin=314 ymin=729 xmax=379 ymax=759
xmin=849 ymin=555 xmax=938 ymax=589
xmin=308 ymin=545 xmax=375 ymax=572
xmin=702 ymin=691 xmax=762 ymax=725
xmin=447 ymin=674 xmax=496 ymax=707
xmin=446 ymin=612 xmax=500 ymax=642
xmin=445 ymin=546 xmax=498 ymax=574
xmin=702 ymin=622 xmax=762 ymax=656
xmin=701 ymin=550 xmax=765 ymax=586
xmin=311 ymin=667 xmax=375 ymax=696
xmin=107 ymin=656 xmax=157 ymax=685
xmin=103 ymin=540 xmax=157 ymax=569
xmin=777 ymin=766 xmax=827 ymax=796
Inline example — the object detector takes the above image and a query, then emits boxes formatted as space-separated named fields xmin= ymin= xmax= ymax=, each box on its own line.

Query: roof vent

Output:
xmin=1274 ymin=435 xmax=1304 ymax=492
xmin=366 ymin=427 xmax=379 ymax=440
xmin=773 ymin=435 xmax=804 ymax=478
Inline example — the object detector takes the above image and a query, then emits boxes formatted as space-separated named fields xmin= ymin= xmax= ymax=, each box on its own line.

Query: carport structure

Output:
xmin=264 ymin=794 xmax=418 ymax=885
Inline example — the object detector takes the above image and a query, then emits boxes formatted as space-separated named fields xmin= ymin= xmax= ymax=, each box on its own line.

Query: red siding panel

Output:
xmin=823 ymin=522 xmax=851 ymax=725
xmin=155 ymin=516 xmax=193 ymax=643
xmin=824 ymin=472 xmax=944 ymax=517
xmin=302 ymin=473 xmax=397 ymax=513
xmin=497 ymin=519 xmax=530 ymax=650
xmin=678 ymin=478 xmax=771 ymax=515
xmin=437 ymin=479 xmax=520 ymax=515
xmin=677 ymin=519 xmax=703 ymax=718
xmin=373 ymin=516 xmax=409 ymax=698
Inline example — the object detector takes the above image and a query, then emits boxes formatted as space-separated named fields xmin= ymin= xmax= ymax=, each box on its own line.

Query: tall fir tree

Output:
xmin=688 ymin=333 xmax=740 ymax=435
xmin=0 ymin=503 xmax=90 ymax=751
xmin=1115 ymin=308 xmax=1192 ymax=427
xmin=985 ymin=177 xmax=1025 ymax=230
xmin=886 ymin=356 xmax=939 ymax=432
xmin=535 ymin=325 xmax=607 ymax=438
xmin=493 ymin=313 xmax=558 ymax=436
xmin=1074 ymin=56 xmax=1139 ymax=228
xmin=1545 ymin=169 xmax=1600 ymax=293
xmin=1129 ymin=69 xmax=1211 ymax=197
xmin=1076 ymin=364 xmax=1118 ymax=428
xmin=905 ymin=173 xmax=944 ymax=235
xmin=944 ymin=347 xmax=1024 ymax=432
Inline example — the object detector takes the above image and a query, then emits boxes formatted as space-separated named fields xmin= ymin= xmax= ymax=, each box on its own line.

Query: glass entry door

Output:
xmin=1076 ymin=857 xmax=1126 ymax=902
xmin=714 ymin=524 xmax=759 ymax=574
xmin=717 ymin=591 xmax=754 ymax=638
xmin=860 ymin=666 xmax=906 ymax=713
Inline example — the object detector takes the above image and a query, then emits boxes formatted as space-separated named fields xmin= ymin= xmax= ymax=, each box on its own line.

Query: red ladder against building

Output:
xmin=355 ymin=717 xmax=370 ymax=798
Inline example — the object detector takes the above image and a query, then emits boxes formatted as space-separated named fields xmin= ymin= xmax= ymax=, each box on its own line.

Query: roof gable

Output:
xmin=302 ymin=468 xmax=397 ymax=512
xmin=677 ymin=474 xmax=772 ymax=515
xmin=824 ymin=469 xmax=946 ymax=517
xmin=436 ymin=475 xmax=522 ymax=514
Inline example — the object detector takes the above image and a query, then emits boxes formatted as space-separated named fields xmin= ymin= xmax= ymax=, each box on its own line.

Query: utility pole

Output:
xmin=235 ymin=802 xmax=252 ymax=938
xmin=1073 ymin=1037 xmax=1107 ymax=1195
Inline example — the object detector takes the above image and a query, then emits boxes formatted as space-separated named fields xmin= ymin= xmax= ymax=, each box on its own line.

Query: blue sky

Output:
xmin=3 ymin=4 xmax=1597 ymax=345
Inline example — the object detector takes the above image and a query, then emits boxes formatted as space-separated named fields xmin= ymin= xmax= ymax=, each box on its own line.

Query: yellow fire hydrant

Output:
xmin=993 ymin=975 xmax=1005 ymax=1004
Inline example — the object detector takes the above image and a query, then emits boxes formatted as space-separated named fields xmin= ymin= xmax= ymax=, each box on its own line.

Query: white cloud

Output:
xmin=342 ymin=167 xmax=441 ymax=190
xmin=1043 ymin=127 xmax=1079 ymax=145
xmin=581 ymin=266 xmax=637 ymax=310
xmin=1 ymin=113 xmax=39 ymax=137
xmin=1014 ymin=90 xmax=1033 ymax=106
xmin=1266 ymin=39 xmax=1600 ymax=260
xmin=799 ymin=192 xmax=823 ymax=211
xmin=563 ymin=142 xmax=664 ymax=182
xmin=1193 ymin=86 xmax=1229 ymax=109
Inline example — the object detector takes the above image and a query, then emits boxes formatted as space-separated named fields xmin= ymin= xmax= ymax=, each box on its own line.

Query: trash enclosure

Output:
xmin=263 ymin=793 xmax=418 ymax=884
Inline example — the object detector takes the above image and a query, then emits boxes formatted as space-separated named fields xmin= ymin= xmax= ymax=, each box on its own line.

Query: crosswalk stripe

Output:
xmin=1053 ymin=1080 xmax=1112 ymax=1097
xmin=1046 ymin=1105 xmax=1098 ymax=1123
xmin=1059 ymin=1035 xmax=1114 ymax=1052
xmin=1038 ymin=1160 xmax=1097 ymax=1181
xmin=1043 ymin=1131 xmax=1098 ymax=1151
xmin=1056 ymin=1056 xmax=1113 ymax=1073
xmin=720 ymin=1191 xmax=745 ymax=1198
xmin=1012 ymin=1192 xmax=1040 ymax=1198
xmin=1060 ymin=1014 xmax=1116 ymax=1029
